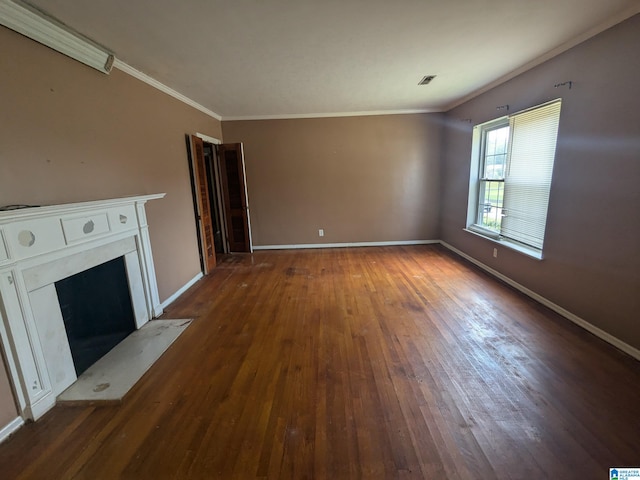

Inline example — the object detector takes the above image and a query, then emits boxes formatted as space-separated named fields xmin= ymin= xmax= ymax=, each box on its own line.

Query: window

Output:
xmin=467 ymin=100 xmax=562 ymax=258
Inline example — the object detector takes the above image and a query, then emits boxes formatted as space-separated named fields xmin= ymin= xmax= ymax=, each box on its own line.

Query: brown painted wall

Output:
xmin=1 ymin=9 xmax=637 ymax=438
xmin=440 ymin=15 xmax=640 ymax=350
xmin=0 ymin=26 xmax=220 ymax=426
xmin=222 ymin=114 xmax=442 ymax=246
xmin=0 ymin=351 xmax=16 ymax=429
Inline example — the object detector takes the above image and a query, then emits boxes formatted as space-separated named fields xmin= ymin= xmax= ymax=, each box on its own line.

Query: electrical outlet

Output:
xmin=319 ymin=229 xmax=324 ymax=237
xmin=493 ymin=248 xmax=498 ymax=258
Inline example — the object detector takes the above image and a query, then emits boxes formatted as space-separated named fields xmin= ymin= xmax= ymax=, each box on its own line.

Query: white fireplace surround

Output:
xmin=0 ymin=194 xmax=165 ymax=420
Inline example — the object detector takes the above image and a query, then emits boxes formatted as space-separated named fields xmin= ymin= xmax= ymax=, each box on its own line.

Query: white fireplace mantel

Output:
xmin=0 ymin=194 xmax=165 ymax=420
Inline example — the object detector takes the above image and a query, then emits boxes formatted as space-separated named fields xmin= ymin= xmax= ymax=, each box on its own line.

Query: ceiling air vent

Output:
xmin=418 ymin=75 xmax=436 ymax=85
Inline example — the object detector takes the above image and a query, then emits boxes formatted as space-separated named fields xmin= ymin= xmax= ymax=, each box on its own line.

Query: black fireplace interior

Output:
xmin=55 ymin=256 xmax=136 ymax=376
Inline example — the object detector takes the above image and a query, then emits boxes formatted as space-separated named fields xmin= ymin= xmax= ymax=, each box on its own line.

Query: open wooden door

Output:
xmin=187 ymin=135 xmax=217 ymax=273
xmin=218 ymin=143 xmax=252 ymax=252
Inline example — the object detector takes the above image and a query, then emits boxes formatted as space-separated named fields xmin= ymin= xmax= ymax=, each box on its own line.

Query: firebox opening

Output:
xmin=55 ymin=256 xmax=136 ymax=376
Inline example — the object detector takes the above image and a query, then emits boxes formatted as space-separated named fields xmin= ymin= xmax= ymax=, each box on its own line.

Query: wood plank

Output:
xmin=0 ymin=246 xmax=638 ymax=479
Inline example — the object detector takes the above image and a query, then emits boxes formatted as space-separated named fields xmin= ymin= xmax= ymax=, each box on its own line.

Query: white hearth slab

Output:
xmin=57 ymin=319 xmax=191 ymax=404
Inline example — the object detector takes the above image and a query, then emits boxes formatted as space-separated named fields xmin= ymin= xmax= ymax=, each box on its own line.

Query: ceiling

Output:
xmin=25 ymin=0 xmax=640 ymax=120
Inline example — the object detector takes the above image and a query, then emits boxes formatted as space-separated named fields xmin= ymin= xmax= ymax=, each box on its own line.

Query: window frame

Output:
xmin=466 ymin=116 xmax=509 ymax=241
xmin=475 ymin=120 xmax=509 ymax=235
xmin=465 ymin=100 xmax=562 ymax=260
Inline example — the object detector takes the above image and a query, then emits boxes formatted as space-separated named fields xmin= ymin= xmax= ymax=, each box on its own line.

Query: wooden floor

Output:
xmin=0 ymin=246 xmax=638 ymax=479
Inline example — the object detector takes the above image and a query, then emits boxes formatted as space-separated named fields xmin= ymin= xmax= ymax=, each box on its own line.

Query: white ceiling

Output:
xmin=25 ymin=0 xmax=640 ymax=119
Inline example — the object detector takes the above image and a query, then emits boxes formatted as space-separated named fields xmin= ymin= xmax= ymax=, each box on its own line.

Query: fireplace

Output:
xmin=56 ymin=256 xmax=136 ymax=376
xmin=0 ymin=194 xmax=165 ymax=420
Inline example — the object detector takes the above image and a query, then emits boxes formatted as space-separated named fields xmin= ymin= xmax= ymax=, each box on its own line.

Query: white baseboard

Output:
xmin=159 ymin=272 xmax=204 ymax=310
xmin=0 ymin=416 xmax=24 ymax=444
xmin=253 ymin=240 xmax=439 ymax=250
xmin=440 ymin=241 xmax=640 ymax=361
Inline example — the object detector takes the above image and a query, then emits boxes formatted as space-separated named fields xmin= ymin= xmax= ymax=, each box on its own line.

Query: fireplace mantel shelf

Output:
xmin=0 ymin=194 xmax=165 ymax=222
xmin=0 ymin=194 xmax=165 ymax=421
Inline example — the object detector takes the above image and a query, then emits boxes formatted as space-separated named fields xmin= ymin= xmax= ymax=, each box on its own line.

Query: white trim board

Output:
xmin=159 ymin=272 xmax=203 ymax=311
xmin=222 ymin=109 xmax=441 ymax=121
xmin=0 ymin=0 xmax=114 ymax=74
xmin=113 ymin=60 xmax=222 ymax=121
xmin=195 ymin=133 xmax=221 ymax=145
xmin=0 ymin=416 xmax=24 ymax=444
xmin=444 ymin=4 xmax=640 ymax=111
xmin=253 ymin=240 xmax=439 ymax=250
xmin=440 ymin=241 xmax=640 ymax=362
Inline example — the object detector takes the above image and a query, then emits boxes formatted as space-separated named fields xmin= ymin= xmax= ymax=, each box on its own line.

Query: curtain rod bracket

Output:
xmin=554 ymin=81 xmax=573 ymax=89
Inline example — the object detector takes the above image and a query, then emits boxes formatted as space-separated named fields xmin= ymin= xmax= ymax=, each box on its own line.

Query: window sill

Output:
xmin=463 ymin=227 xmax=544 ymax=260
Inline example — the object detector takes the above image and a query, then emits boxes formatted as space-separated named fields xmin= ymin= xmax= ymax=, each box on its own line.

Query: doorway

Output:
xmin=186 ymin=134 xmax=252 ymax=274
xmin=218 ymin=143 xmax=253 ymax=254
xmin=202 ymin=143 xmax=225 ymax=255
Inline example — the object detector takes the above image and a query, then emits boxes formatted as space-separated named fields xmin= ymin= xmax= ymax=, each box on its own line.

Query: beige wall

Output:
xmin=440 ymin=15 xmax=640 ymax=350
xmin=0 ymin=350 xmax=16 ymax=428
xmin=1 ymin=9 xmax=637 ymax=437
xmin=0 ymin=26 xmax=220 ymax=426
xmin=222 ymin=114 xmax=442 ymax=246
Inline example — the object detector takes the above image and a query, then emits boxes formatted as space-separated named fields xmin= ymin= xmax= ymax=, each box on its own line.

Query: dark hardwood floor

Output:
xmin=0 ymin=245 xmax=638 ymax=479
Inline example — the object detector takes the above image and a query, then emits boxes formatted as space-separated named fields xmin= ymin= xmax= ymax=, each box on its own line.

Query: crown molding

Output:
xmin=113 ymin=59 xmax=222 ymax=121
xmin=222 ymin=108 xmax=442 ymax=121
xmin=445 ymin=5 xmax=640 ymax=111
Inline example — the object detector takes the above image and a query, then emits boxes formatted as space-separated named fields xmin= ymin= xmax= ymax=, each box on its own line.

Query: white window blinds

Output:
xmin=501 ymin=100 xmax=562 ymax=249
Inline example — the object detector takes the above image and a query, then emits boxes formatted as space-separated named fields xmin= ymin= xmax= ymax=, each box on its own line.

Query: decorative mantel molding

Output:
xmin=0 ymin=194 xmax=165 ymax=420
